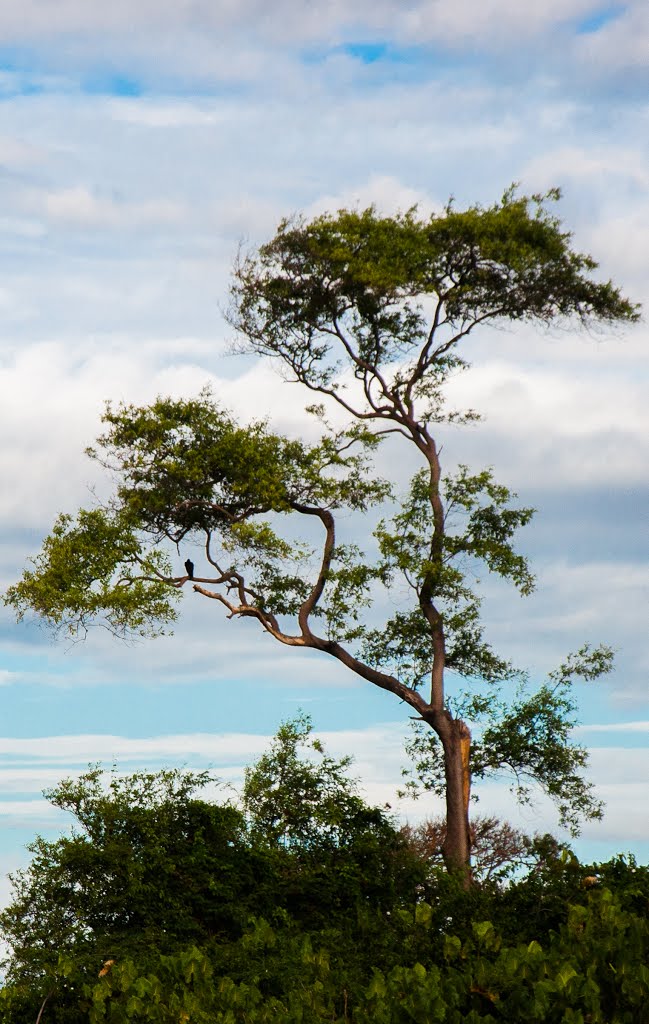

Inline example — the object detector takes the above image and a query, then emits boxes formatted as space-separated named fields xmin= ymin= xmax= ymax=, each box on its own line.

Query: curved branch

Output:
xmin=204 ymin=529 xmax=227 ymax=575
xmin=311 ymin=632 xmax=431 ymax=717
xmin=35 ymin=987 xmax=55 ymax=1024
xmin=416 ymin=294 xmax=447 ymax=375
xmin=289 ymin=502 xmax=335 ymax=640
xmin=192 ymin=585 xmax=302 ymax=646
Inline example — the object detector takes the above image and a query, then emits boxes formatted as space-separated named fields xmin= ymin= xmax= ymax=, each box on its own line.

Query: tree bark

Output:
xmin=417 ymin=434 xmax=473 ymax=881
xmin=428 ymin=711 xmax=472 ymax=883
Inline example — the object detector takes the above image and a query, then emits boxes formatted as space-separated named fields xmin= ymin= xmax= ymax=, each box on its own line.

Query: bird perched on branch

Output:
xmin=184 ymin=559 xmax=194 ymax=580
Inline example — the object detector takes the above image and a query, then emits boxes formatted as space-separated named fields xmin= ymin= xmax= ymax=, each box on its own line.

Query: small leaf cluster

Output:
xmin=91 ymin=391 xmax=388 ymax=539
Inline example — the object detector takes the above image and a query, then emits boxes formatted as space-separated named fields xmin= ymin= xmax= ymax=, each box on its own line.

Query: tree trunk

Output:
xmin=438 ymin=718 xmax=472 ymax=884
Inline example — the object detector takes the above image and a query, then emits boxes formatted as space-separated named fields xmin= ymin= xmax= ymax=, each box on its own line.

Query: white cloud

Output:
xmin=523 ymin=144 xmax=649 ymax=192
xmin=442 ymin=342 xmax=649 ymax=488
xmin=575 ymin=2 xmax=649 ymax=72
xmin=584 ymin=206 xmax=649 ymax=296
xmin=474 ymin=557 xmax=649 ymax=702
xmin=534 ymin=561 xmax=649 ymax=633
xmin=0 ymin=798 xmax=56 ymax=818
xmin=304 ymin=175 xmax=441 ymax=219
xmin=0 ymin=339 xmax=339 ymax=533
xmin=0 ymin=216 xmax=46 ymax=241
xmin=3 ymin=322 xmax=645 ymax=539
xmin=0 ymin=134 xmax=43 ymax=167
xmin=0 ymin=0 xmax=607 ymax=54
xmin=577 ymin=721 xmax=649 ymax=734
xmin=107 ymin=99 xmax=224 ymax=128
xmin=40 ymin=186 xmax=186 ymax=230
xmin=0 ymin=768 xmax=80 ymax=791
xmin=398 ymin=0 xmax=597 ymax=46
xmin=208 ymin=195 xmax=284 ymax=242
xmin=0 ymin=724 xmax=646 ymax=854
xmin=0 ymin=731 xmax=268 ymax=762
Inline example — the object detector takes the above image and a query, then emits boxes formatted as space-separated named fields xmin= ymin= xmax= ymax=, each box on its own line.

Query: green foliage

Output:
xmin=4 ymin=507 xmax=178 ymax=639
xmin=0 ymin=767 xmax=275 ymax=990
xmin=4 ymin=390 xmax=389 ymax=640
xmin=242 ymin=713 xmax=362 ymax=848
xmin=230 ymin=189 xmax=638 ymax=413
xmin=365 ymin=464 xmax=534 ymax=688
xmin=4 ymin=886 xmax=648 ymax=1023
xmin=242 ymin=715 xmax=426 ymax=927
xmin=91 ymin=392 xmax=388 ymax=533
xmin=0 ymin=728 xmax=425 ymax=1019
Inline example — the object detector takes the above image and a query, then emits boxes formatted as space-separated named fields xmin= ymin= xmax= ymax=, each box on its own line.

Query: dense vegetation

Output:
xmin=1 ymin=718 xmax=647 ymax=1023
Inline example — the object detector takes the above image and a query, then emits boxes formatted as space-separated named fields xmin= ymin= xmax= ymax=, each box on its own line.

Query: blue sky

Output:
xmin=0 ymin=0 xmax=648 ymax=899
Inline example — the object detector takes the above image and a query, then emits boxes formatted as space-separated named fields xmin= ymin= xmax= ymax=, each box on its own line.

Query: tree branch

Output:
xmin=290 ymin=502 xmax=335 ymax=640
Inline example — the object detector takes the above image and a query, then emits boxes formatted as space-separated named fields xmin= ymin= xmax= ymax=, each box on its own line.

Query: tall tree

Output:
xmin=5 ymin=189 xmax=638 ymax=877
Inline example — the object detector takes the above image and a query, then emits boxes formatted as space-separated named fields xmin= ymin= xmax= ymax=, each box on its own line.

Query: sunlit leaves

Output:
xmin=320 ymin=543 xmax=381 ymax=642
xmin=4 ymin=507 xmax=178 ymax=639
xmin=242 ymin=713 xmax=361 ymax=849
xmin=376 ymin=465 xmax=534 ymax=597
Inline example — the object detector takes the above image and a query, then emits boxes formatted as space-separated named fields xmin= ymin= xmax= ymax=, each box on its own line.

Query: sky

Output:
xmin=0 ymin=0 xmax=648 ymax=903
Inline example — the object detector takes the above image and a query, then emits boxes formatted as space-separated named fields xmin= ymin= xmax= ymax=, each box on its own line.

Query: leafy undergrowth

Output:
xmin=3 ymin=866 xmax=649 ymax=1023
xmin=1 ymin=749 xmax=648 ymax=1023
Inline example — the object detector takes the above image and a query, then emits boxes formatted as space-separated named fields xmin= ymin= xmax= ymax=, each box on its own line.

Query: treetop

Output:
xmin=229 ymin=188 xmax=639 ymax=423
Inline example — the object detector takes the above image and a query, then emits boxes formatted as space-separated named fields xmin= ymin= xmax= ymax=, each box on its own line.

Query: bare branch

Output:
xmin=192 ymin=585 xmax=303 ymax=646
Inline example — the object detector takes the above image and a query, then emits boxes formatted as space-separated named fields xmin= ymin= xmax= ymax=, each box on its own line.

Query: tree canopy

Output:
xmin=4 ymin=188 xmax=639 ymax=874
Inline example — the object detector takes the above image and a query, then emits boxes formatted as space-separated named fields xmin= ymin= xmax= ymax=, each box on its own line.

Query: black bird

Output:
xmin=184 ymin=559 xmax=194 ymax=580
